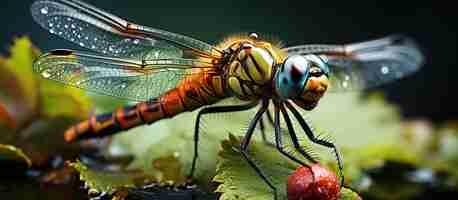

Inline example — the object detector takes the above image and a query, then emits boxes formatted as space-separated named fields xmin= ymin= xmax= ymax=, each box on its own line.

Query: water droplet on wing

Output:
xmin=381 ymin=66 xmax=390 ymax=74
xmin=41 ymin=70 xmax=51 ymax=78
xmin=40 ymin=7 xmax=49 ymax=15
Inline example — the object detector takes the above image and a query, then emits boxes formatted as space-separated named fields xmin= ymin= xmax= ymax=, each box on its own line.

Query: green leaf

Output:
xmin=39 ymin=79 xmax=92 ymax=119
xmin=69 ymin=160 xmax=154 ymax=194
xmin=109 ymin=99 xmax=259 ymax=185
xmin=0 ymin=37 xmax=95 ymax=167
xmin=213 ymin=134 xmax=296 ymax=200
xmin=339 ymin=187 xmax=362 ymax=200
xmin=3 ymin=37 xmax=39 ymax=111
xmin=0 ymin=37 xmax=39 ymax=128
xmin=0 ymin=36 xmax=92 ymax=122
xmin=0 ymin=144 xmax=32 ymax=173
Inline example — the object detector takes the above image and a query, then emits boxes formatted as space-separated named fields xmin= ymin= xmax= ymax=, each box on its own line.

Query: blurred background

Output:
xmin=1 ymin=0 xmax=456 ymax=122
xmin=0 ymin=1 xmax=457 ymax=200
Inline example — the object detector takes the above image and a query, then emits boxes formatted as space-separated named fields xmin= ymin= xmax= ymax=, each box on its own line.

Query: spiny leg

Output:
xmin=265 ymin=107 xmax=274 ymax=125
xmin=272 ymin=102 xmax=311 ymax=167
xmin=258 ymin=102 xmax=275 ymax=146
xmin=279 ymin=104 xmax=318 ymax=163
xmin=259 ymin=115 xmax=275 ymax=147
xmin=240 ymin=100 xmax=278 ymax=200
xmin=189 ymin=101 xmax=258 ymax=178
xmin=284 ymin=101 xmax=345 ymax=186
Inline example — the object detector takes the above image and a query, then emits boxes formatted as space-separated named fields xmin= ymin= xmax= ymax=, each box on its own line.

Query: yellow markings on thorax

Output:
xmin=217 ymin=34 xmax=286 ymax=99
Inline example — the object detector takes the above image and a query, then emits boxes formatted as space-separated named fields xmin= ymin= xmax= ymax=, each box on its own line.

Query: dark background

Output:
xmin=0 ymin=0 xmax=456 ymax=122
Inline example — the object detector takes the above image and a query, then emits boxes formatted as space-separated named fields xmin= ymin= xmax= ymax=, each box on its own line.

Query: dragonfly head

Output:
xmin=275 ymin=55 xmax=330 ymax=110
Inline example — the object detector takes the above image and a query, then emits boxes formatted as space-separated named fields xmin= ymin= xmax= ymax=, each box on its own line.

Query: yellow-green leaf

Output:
xmin=3 ymin=37 xmax=39 ymax=111
xmin=69 ymin=160 xmax=154 ymax=194
xmin=339 ymin=187 xmax=362 ymax=200
xmin=39 ymin=79 xmax=92 ymax=119
xmin=0 ymin=37 xmax=39 ymax=127
xmin=0 ymin=144 xmax=32 ymax=168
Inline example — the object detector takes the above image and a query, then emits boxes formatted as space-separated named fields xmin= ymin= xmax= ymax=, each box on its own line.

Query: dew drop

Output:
xmin=342 ymin=81 xmax=348 ymax=88
xmin=64 ymin=24 xmax=69 ymax=29
xmin=94 ymin=37 xmax=98 ymax=41
xmin=79 ymin=42 xmax=85 ymax=47
xmin=40 ymin=7 xmax=49 ymax=15
xmin=133 ymin=39 xmax=140 ymax=44
xmin=381 ymin=66 xmax=390 ymax=74
xmin=85 ymin=36 xmax=89 ymax=40
xmin=49 ymin=29 xmax=55 ymax=34
xmin=48 ymin=23 xmax=54 ymax=27
xmin=71 ymin=24 xmax=76 ymax=29
xmin=41 ymin=70 xmax=51 ymax=78
xmin=121 ymin=83 xmax=127 ymax=88
xmin=91 ymin=45 xmax=96 ymax=49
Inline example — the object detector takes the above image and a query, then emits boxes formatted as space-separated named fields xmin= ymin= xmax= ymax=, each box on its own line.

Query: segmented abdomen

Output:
xmin=64 ymin=73 xmax=226 ymax=142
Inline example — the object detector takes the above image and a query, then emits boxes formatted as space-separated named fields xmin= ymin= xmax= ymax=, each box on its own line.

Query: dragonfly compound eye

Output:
xmin=275 ymin=55 xmax=311 ymax=99
xmin=275 ymin=55 xmax=330 ymax=110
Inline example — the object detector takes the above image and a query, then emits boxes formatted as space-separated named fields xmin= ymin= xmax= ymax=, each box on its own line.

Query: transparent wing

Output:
xmin=33 ymin=49 xmax=216 ymax=102
xmin=31 ymin=0 xmax=223 ymax=60
xmin=283 ymin=35 xmax=424 ymax=91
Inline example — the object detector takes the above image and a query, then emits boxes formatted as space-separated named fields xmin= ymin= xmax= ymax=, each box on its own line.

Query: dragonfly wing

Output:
xmin=283 ymin=35 xmax=424 ymax=91
xmin=31 ymin=0 xmax=222 ymax=59
xmin=33 ymin=49 xmax=215 ymax=102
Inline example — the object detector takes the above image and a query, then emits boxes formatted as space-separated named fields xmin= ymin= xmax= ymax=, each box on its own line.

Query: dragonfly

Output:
xmin=31 ymin=0 xmax=424 ymax=199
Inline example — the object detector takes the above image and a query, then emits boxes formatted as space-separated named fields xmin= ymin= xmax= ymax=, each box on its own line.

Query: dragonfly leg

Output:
xmin=279 ymin=104 xmax=318 ymax=163
xmin=258 ymin=115 xmax=275 ymax=147
xmin=272 ymin=103 xmax=312 ymax=168
xmin=284 ymin=101 xmax=345 ymax=187
xmin=189 ymin=101 xmax=258 ymax=178
xmin=240 ymin=100 xmax=278 ymax=200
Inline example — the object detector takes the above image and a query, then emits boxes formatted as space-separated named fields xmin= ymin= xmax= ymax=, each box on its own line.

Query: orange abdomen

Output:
xmin=64 ymin=73 xmax=227 ymax=142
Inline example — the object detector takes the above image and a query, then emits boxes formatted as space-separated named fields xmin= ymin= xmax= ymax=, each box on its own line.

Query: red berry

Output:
xmin=287 ymin=164 xmax=340 ymax=200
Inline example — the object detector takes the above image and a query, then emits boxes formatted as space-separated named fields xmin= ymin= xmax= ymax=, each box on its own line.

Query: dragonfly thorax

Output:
xmin=225 ymin=41 xmax=282 ymax=100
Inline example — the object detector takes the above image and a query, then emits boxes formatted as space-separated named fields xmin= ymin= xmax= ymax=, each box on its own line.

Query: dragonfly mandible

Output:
xmin=31 ymin=0 xmax=424 ymax=199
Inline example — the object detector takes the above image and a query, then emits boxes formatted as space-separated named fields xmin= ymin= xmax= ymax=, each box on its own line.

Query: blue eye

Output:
xmin=275 ymin=54 xmax=331 ymax=99
xmin=275 ymin=55 xmax=310 ymax=98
